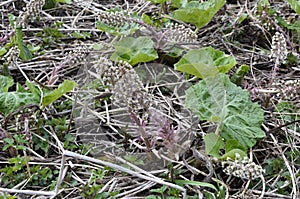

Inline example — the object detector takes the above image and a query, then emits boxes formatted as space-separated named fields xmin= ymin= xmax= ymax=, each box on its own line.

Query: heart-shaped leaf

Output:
xmin=185 ymin=73 xmax=265 ymax=148
xmin=172 ymin=0 xmax=225 ymax=29
xmin=111 ymin=36 xmax=158 ymax=66
xmin=174 ymin=47 xmax=236 ymax=79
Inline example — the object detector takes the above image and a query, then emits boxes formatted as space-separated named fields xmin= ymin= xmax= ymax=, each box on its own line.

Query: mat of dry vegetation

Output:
xmin=0 ymin=0 xmax=300 ymax=198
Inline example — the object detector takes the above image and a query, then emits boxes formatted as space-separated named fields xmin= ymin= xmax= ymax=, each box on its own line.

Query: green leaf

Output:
xmin=0 ymin=75 xmax=14 ymax=92
xmin=27 ymin=44 xmax=41 ymax=54
xmin=230 ymin=64 xmax=250 ymax=86
xmin=55 ymin=0 xmax=71 ymax=3
xmin=97 ymin=20 xmax=140 ymax=36
xmin=276 ymin=16 xmax=300 ymax=30
xmin=0 ymin=47 xmax=7 ymax=56
xmin=42 ymin=80 xmax=77 ymax=107
xmin=111 ymin=36 xmax=158 ymax=66
xmin=172 ymin=0 xmax=225 ymax=29
xmin=174 ymin=47 xmax=236 ymax=79
xmin=92 ymin=43 xmax=104 ymax=50
xmin=8 ymin=14 xmax=17 ymax=27
xmin=15 ymin=27 xmax=33 ymax=61
xmin=145 ymin=195 xmax=159 ymax=199
xmin=220 ymin=148 xmax=247 ymax=160
xmin=123 ymin=155 xmax=144 ymax=165
xmin=71 ymin=31 xmax=91 ymax=39
xmin=147 ymin=0 xmax=166 ymax=4
xmin=185 ymin=73 xmax=265 ymax=148
xmin=26 ymin=81 xmax=41 ymax=98
xmin=150 ymin=185 xmax=168 ymax=194
xmin=142 ymin=14 xmax=153 ymax=25
xmin=275 ymin=102 xmax=299 ymax=131
xmin=257 ymin=0 xmax=270 ymax=11
xmin=165 ymin=47 xmax=184 ymax=58
xmin=43 ymin=27 xmax=64 ymax=38
xmin=170 ymin=0 xmax=188 ymax=8
xmin=225 ymin=139 xmax=246 ymax=153
xmin=287 ymin=0 xmax=300 ymax=15
xmin=238 ymin=13 xmax=248 ymax=23
xmin=16 ymin=83 xmax=26 ymax=92
xmin=175 ymin=180 xmax=217 ymax=191
xmin=0 ymin=92 xmax=40 ymax=116
xmin=44 ymin=0 xmax=57 ymax=9
xmin=203 ymin=133 xmax=224 ymax=158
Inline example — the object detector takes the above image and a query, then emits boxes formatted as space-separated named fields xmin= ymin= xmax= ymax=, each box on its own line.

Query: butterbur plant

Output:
xmin=92 ymin=57 xmax=186 ymax=157
xmin=175 ymin=46 xmax=265 ymax=159
xmin=97 ymin=9 xmax=198 ymax=52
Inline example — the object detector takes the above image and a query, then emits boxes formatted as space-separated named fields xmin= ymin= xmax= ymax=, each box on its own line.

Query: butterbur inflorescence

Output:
xmin=113 ymin=69 xmax=152 ymax=115
xmin=272 ymin=79 xmax=300 ymax=101
xmin=99 ymin=12 xmax=127 ymax=27
xmin=94 ymin=57 xmax=151 ymax=114
xmin=222 ymin=153 xmax=264 ymax=180
xmin=164 ymin=23 xmax=197 ymax=43
xmin=94 ymin=58 xmax=132 ymax=89
xmin=48 ymin=42 xmax=89 ymax=85
xmin=270 ymin=32 xmax=288 ymax=65
xmin=98 ymin=11 xmax=139 ymax=35
xmin=18 ymin=0 xmax=45 ymax=28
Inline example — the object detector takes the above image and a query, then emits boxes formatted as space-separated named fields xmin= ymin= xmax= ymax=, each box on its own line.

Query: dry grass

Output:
xmin=0 ymin=0 xmax=300 ymax=198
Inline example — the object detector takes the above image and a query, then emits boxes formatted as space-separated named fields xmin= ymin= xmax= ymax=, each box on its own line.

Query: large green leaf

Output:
xmin=287 ymin=0 xmax=300 ymax=15
xmin=110 ymin=36 xmax=158 ymax=66
xmin=0 ymin=92 xmax=40 ymax=116
xmin=42 ymin=80 xmax=77 ymax=107
xmin=185 ymin=73 xmax=265 ymax=148
xmin=0 ymin=75 xmax=14 ymax=92
xmin=174 ymin=47 xmax=236 ymax=79
xmin=172 ymin=0 xmax=225 ymax=29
